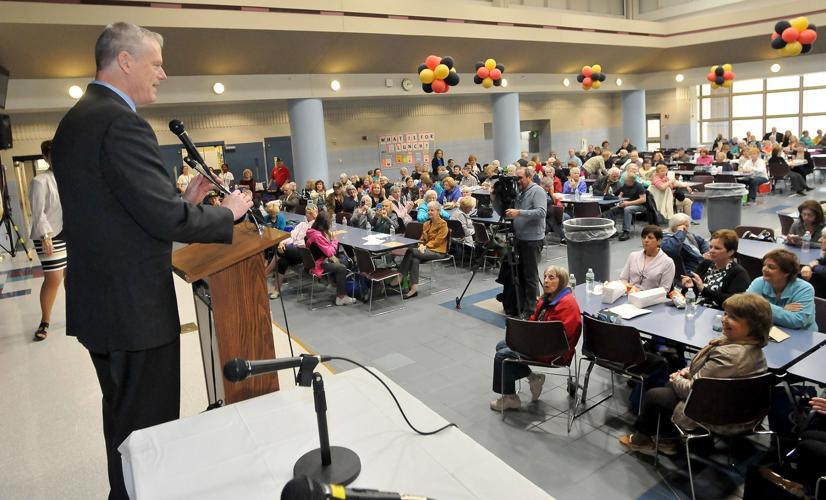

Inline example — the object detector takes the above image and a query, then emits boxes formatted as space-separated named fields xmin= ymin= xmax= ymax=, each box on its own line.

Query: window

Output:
xmin=646 ymin=114 xmax=661 ymax=151
xmin=732 ymin=94 xmax=763 ymax=117
xmin=803 ymin=89 xmax=826 ymax=114
xmin=803 ymin=72 xmax=826 ymax=87
xmin=802 ymin=116 xmax=826 ymax=137
xmin=766 ymin=91 xmax=799 ymax=116
xmin=767 ymin=75 xmax=800 ymax=90
xmin=702 ymin=121 xmax=728 ymax=143
xmin=732 ymin=119 xmax=763 ymax=142
xmin=733 ymin=79 xmax=763 ymax=93
xmin=766 ymin=116 xmax=800 ymax=136
xmin=701 ymin=97 xmax=729 ymax=120
xmin=647 ymin=118 xmax=660 ymax=138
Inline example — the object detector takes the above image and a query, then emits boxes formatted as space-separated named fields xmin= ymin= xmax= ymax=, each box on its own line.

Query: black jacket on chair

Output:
xmin=52 ymin=84 xmax=233 ymax=353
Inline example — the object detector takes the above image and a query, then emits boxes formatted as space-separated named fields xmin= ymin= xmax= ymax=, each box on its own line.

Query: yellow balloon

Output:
xmin=790 ymin=16 xmax=809 ymax=32
xmin=592 ymin=80 xmax=601 ymax=89
xmin=434 ymin=64 xmax=449 ymax=80
xmin=419 ymin=69 xmax=435 ymax=84
xmin=722 ymin=80 xmax=733 ymax=88
xmin=592 ymin=64 xmax=602 ymax=73
xmin=785 ymin=41 xmax=803 ymax=56
xmin=722 ymin=63 xmax=732 ymax=72
xmin=485 ymin=58 xmax=496 ymax=70
xmin=482 ymin=77 xmax=494 ymax=88
xmin=582 ymin=84 xmax=590 ymax=91
xmin=710 ymin=65 xmax=718 ymax=73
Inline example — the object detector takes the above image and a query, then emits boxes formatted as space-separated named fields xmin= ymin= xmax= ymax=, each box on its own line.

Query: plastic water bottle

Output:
xmin=685 ymin=288 xmax=697 ymax=318
xmin=585 ymin=268 xmax=595 ymax=293
xmin=389 ymin=225 xmax=395 ymax=238
xmin=575 ymin=188 xmax=581 ymax=201
xmin=569 ymin=273 xmax=577 ymax=290
xmin=802 ymin=231 xmax=812 ymax=251
xmin=588 ymin=185 xmax=594 ymax=197
xmin=342 ymin=216 xmax=348 ymax=227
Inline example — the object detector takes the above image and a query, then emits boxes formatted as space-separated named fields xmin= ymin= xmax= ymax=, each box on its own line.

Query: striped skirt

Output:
xmin=33 ymin=236 xmax=67 ymax=272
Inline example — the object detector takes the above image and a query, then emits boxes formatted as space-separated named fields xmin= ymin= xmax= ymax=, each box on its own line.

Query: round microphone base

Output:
xmin=293 ymin=446 xmax=361 ymax=486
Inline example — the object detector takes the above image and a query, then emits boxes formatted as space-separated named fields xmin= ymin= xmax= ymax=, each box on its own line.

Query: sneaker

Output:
xmin=335 ymin=296 xmax=357 ymax=306
xmin=527 ymin=373 xmax=545 ymax=402
xmin=489 ymin=394 xmax=521 ymax=411
xmin=618 ymin=231 xmax=631 ymax=241
xmin=269 ymin=290 xmax=280 ymax=300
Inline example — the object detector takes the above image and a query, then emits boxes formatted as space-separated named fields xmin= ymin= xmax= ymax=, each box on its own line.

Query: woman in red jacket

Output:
xmin=490 ymin=265 xmax=582 ymax=411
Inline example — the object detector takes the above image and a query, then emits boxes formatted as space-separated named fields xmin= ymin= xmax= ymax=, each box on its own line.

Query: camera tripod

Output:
xmin=0 ymin=159 xmax=32 ymax=261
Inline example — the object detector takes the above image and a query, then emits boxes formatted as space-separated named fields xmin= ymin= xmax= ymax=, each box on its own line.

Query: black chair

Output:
xmin=334 ymin=211 xmax=353 ymax=224
xmin=574 ymin=315 xmax=655 ymax=422
xmin=446 ymin=219 xmax=473 ymax=267
xmin=297 ymin=247 xmax=332 ymax=310
xmin=769 ymin=163 xmax=791 ymax=193
xmin=573 ymin=201 xmax=602 ymax=218
xmin=714 ymin=174 xmax=736 ymax=183
xmin=404 ymin=221 xmax=423 ymax=240
xmin=654 ymin=374 xmax=779 ymax=500
xmin=738 ymin=254 xmax=763 ymax=281
xmin=500 ymin=318 xmax=578 ymax=433
xmin=814 ymin=297 xmax=826 ymax=332
xmin=777 ymin=213 xmax=795 ymax=236
xmin=353 ymin=247 xmax=404 ymax=316
xmin=692 ymin=175 xmax=714 ymax=191
xmin=472 ymin=222 xmax=499 ymax=273
xmin=422 ymin=228 xmax=457 ymax=294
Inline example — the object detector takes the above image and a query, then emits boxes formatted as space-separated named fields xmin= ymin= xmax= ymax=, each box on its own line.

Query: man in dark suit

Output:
xmin=763 ymin=126 xmax=783 ymax=143
xmin=51 ymin=22 xmax=252 ymax=499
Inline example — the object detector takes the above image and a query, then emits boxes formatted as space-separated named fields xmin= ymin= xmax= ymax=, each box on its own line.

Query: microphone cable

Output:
xmin=330 ymin=356 xmax=457 ymax=436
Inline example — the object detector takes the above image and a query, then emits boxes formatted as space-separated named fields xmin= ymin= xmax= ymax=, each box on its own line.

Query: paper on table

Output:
xmin=363 ymin=234 xmax=389 ymax=245
xmin=769 ymin=326 xmax=790 ymax=343
xmin=382 ymin=241 xmax=403 ymax=248
xmin=607 ymin=303 xmax=652 ymax=319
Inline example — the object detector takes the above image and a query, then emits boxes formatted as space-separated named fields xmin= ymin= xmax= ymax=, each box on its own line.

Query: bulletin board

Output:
xmin=378 ymin=132 xmax=435 ymax=170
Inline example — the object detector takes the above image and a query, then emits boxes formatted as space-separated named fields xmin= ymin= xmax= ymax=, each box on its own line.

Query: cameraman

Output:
xmin=496 ymin=167 xmax=547 ymax=316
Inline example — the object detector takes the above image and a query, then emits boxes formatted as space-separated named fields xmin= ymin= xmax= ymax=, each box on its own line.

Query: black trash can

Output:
xmin=563 ymin=217 xmax=615 ymax=283
xmin=705 ymin=183 xmax=748 ymax=233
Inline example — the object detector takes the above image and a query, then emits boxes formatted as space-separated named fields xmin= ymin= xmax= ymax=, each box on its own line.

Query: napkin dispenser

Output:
xmin=601 ymin=281 xmax=627 ymax=304
xmin=629 ymin=287 xmax=668 ymax=308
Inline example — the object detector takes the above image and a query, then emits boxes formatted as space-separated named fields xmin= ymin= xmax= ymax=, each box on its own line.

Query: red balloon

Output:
xmin=782 ymin=27 xmax=800 ymax=43
xmin=582 ymin=67 xmax=593 ymax=78
xmin=799 ymin=29 xmax=817 ymax=44
xmin=707 ymin=72 xmax=715 ymax=82
xmin=723 ymin=71 xmax=734 ymax=80
xmin=426 ymin=55 xmax=441 ymax=70
xmin=489 ymin=68 xmax=502 ymax=80
xmin=476 ymin=67 xmax=490 ymax=79
xmin=583 ymin=77 xmax=592 ymax=86
xmin=431 ymin=79 xmax=447 ymax=93
xmin=771 ymin=32 xmax=779 ymax=40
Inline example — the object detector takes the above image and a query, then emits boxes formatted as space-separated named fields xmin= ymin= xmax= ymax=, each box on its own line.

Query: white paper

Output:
xmin=363 ymin=234 xmax=389 ymax=245
xmin=607 ymin=303 xmax=652 ymax=319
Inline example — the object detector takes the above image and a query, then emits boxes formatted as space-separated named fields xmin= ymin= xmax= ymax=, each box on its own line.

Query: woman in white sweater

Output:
xmin=738 ymin=147 xmax=768 ymax=204
xmin=28 ymin=140 xmax=66 ymax=341
xmin=620 ymin=225 xmax=676 ymax=292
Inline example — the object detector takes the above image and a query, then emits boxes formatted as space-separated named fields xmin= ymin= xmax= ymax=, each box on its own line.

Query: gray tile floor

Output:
xmin=1 ymin=186 xmax=819 ymax=499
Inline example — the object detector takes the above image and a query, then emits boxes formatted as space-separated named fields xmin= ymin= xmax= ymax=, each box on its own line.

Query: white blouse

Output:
xmin=28 ymin=170 xmax=63 ymax=240
xmin=739 ymin=158 xmax=767 ymax=178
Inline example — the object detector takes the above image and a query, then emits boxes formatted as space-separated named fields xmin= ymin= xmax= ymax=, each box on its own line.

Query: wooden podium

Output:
xmin=172 ymin=222 xmax=288 ymax=405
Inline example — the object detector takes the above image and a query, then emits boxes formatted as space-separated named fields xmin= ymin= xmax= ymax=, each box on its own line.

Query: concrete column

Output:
xmin=621 ymin=90 xmax=647 ymax=151
xmin=491 ymin=93 xmax=521 ymax=166
xmin=287 ymin=99 xmax=329 ymax=186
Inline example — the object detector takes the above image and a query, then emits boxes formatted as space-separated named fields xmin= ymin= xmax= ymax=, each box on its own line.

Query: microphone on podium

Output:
xmin=223 ymin=355 xmax=332 ymax=383
xmin=281 ymin=476 xmax=434 ymax=500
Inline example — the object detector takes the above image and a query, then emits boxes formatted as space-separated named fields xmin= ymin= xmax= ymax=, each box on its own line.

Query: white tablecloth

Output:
xmin=120 ymin=368 xmax=553 ymax=500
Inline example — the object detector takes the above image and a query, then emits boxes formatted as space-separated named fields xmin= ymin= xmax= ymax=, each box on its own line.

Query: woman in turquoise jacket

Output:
xmin=746 ymin=248 xmax=816 ymax=331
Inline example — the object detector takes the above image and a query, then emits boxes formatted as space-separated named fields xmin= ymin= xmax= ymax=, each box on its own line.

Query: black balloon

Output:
xmin=576 ymin=74 xmax=585 ymax=83
xmin=495 ymin=63 xmax=505 ymax=72
xmin=474 ymin=75 xmax=483 ymax=84
xmin=444 ymin=72 xmax=460 ymax=86
xmin=418 ymin=63 xmax=428 ymax=73
xmin=809 ymin=24 xmax=816 ymax=32
xmin=775 ymin=20 xmax=791 ymax=34
xmin=771 ymin=37 xmax=787 ymax=49
xmin=598 ymin=73 xmax=606 ymax=82
xmin=802 ymin=43 xmax=813 ymax=54
xmin=494 ymin=79 xmax=502 ymax=87
xmin=715 ymin=76 xmax=725 ymax=85
xmin=441 ymin=56 xmax=455 ymax=69
xmin=474 ymin=61 xmax=485 ymax=70
xmin=422 ymin=83 xmax=433 ymax=93
xmin=715 ymin=66 xmax=725 ymax=76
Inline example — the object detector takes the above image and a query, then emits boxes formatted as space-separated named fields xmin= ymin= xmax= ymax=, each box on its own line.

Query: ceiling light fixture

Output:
xmin=562 ymin=78 xmax=570 ymax=87
xmin=212 ymin=82 xmax=225 ymax=95
xmin=68 ymin=85 xmax=84 ymax=99
xmin=330 ymin=80 xmax=341 ymax=91
xmin=675 ymin=73 xmax=685 ymax=82
xmin=501 ymin=78 xmax=508 ymax=88
xmin=615 ymin=78 xmax=623 ymax=86
xmin=770 ymin=63 xmax=781 ymax=73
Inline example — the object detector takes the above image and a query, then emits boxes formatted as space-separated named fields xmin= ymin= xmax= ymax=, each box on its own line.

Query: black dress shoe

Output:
xmin=805 ymin=186 xmax=815 ymax=191
xmin=618 ymin=231 xmax=631 ymax=241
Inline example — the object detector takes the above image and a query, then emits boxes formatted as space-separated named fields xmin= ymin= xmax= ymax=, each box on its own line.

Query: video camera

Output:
xmin=491 ymin=174 xmax=519 ymax=212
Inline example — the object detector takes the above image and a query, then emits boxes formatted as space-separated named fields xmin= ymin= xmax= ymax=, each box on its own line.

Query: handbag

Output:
xmin=742 ymin=230 xmax=776 ymax=243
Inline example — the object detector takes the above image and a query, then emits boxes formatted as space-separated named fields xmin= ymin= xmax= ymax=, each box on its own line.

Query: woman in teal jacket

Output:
xmin=746 ymin=248 xmax=816 ymax=331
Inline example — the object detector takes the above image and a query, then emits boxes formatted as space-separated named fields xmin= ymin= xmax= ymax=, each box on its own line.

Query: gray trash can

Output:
xmin=563 ymin=218 xmax=615 ymax=283
xmin=705 ymin=183 xmax=748 ymax=233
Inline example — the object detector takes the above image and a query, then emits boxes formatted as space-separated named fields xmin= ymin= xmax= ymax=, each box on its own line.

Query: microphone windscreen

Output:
xmin=281 ymin=477 xmax=325 ymax=500
xmin=169 ymin=119 xmax=185 ymax=135
xmin=223 ymin=358 xmax=248 ymax=382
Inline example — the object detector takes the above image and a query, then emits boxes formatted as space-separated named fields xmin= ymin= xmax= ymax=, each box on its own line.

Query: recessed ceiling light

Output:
xmin=770 ymin=63 xmax=781 ymax=73
xmin=501 ymin=78 xmax=508 ymax=88
xmin=68 ymin=85 xmax=83 ymax=99
xmin=562 ymin=78 xmax=570 ymax=87
xmin=330 ymin=80 xmax=341 ymax=91
xmin=615 ymin=78 xmax=623 ymax=86
xmin=212 ymin=82 xmax=225 ymax=95
xmin=675 ymin=73 xmax=685 ymax=82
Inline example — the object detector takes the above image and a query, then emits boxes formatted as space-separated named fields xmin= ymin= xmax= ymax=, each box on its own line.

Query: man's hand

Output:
xmin=221 ymin=190 xmax=253 ymax=221
xmin=505 ymin=208 xmax=520 ymax=218
xmin=811 ymin=397 xmax=826 ymax=415
xmin=183 ymin=172 xmax=221 ymax=204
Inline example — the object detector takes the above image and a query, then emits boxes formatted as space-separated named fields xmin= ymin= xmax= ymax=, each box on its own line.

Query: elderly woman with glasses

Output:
xmin=747 ymin=248 xmax=816 ymax=330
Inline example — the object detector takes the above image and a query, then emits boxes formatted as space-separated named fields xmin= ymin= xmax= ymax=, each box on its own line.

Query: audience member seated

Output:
xmin=798 ymin=234 xmax=826 ymax=297
xmin=350 ymin=195 xmax=376 ymax=229
xmin=638 ymin=159 xmax=656 ymax=183
xmin=266 ymin=203 xmax=317 ymax=299
xmin=390 ymin=201 xmax=449 ymax=299
xmin=611 ymin=172 xmax=648 ymax=241
xmin=417 ymin=190 xmax=450 ymax=222
xmin=237 ymin=168 xmax=256 ymax=192
xmin=619 ymin=293 xmax=770 ymax=455
xmin=694 ymin=147 xmax=713 ymax=167
xmin=367 ymin=182 xmax=385 ymax=207
xmin=679 ymin=229 xmax=750 ymax=309
xmin=620 ymin=225 xmax=676 ymax=291
xmin=563 ymin=167 xmax=587 ymax=195
xmin=787 ymin=199 xmax=826 ymax=247
xmin=387 ymin=186 xmax=414 ymax=227
xmin=479 ymin=164 xmax=497 ymax=184
xmin=767 ymin=145 xmax=808 ymax=196
xmin=593 ymin=167 xmax=621 ymax=196
xmin=313 ymin=180 xmax=327 ymax=203
xmin=541 ymin=177 xmax=570 ymax=242
xmin=649 ymin=164 xmax=692 ymax=221
xmin=620 ymin=150 xmax=643 ymax=171
xmin=746 ymin=249 xmax=816 ymax=330
xmin=450 ymin=196 xmax=476 ymax=256
xmin=438 ymin=176 xmax=461 ymax=206
xmin=325 ymin=182 xmax=345 ymax=214
xmin=672 ymin=148 xmax=692 ymax=164
xmin=617 ymin=137 xmax=636 ymax=153
xmin=372 ymin=200 xmax=399 ymax=234
xmin=305 ymin=212 xmax=356 ymax=306
xmin=620 ymin=164 xmax=651 ymax=188
xmin=813 ymin=129 xmax=823 ymax=145
xmin=738 ymin=147 xmax=769 ymax=204
xmin=489 ymin=265 xmax=582 ymax=411
xmin=262 ymin=200 xmax=286 ymax=230
xmin=460 ymin=164 xmax=479 ymax=187
xmin=279 ymin=182 xmax=300 ymax=213
xmin=342 ymin=185 xmax=359 ymax=213
xmin=566 ymin=148 xmax=582 ymax=168
xmin=714 ymin=151 xmax=733 ymax=171
xmin=661 ymin=214 xmax=709 ymax=275
xmin=401 ymin=177 xmax=420 ymax=204
xmin=582 ymin=150 xmax=611 ymax=178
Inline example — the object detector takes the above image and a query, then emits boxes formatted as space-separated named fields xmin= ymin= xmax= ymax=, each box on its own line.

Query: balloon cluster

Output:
xmin=473 ymin=58 xmax=505 ymax=88
xmin=707 ymin=64 xmax=735 ymax=89
xmin=418 ymin=55 xmax=460 ymax=94
xmin=771 ymin=17 xmax=817 ymax=56
xmin=576 ymin=65 xmax=606 ymax=90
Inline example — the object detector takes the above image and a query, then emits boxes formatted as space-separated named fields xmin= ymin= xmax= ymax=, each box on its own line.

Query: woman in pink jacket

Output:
xmin=304 ymin=212 xmax=356 ymax=306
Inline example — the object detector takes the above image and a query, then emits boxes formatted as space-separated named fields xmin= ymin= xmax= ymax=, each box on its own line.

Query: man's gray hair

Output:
xmin=427 ymin=200 xmax=442 ymax=211
xmin=669 ymin=212 xmax=691 ymax=230
xmin=95 ymin=22 xmax=164 ymax=71
xmin=390 ymin=185 xmax=401 ymax=195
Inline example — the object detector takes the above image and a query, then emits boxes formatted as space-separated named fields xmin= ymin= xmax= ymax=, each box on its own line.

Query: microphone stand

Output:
xmin=292 ymin=356 xmax=361 ymax=486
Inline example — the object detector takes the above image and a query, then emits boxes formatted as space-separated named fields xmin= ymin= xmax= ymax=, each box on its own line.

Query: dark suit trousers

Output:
xmin=90 ymin=338 xmax=181 ymax=500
